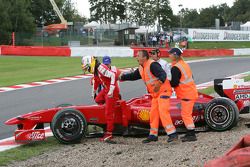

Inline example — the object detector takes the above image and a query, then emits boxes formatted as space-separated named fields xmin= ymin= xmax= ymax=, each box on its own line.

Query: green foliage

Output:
xmin=128 ymin=0 xmax=155 ymax=25
xmin=157 ymin=0 xmax=174 ymax=30
xmin=128 ymin=0 xmax=174 ymax=29
xmin=189 ymin=41 xmax=250 ymax=49
xmin=180 ymin=4 xmax=229 ymax=28
xmin=198 ymin=6 xmax=225 ymax=27
xmin=0 ymin=0 xmax=12 ymax=44
xmin=89 ymin=0 xmax=126 ymax=23
xmin=30 ymin=0 xmax=64 ymax=26
xmin=0 ymin=0 xmax=36 ymax=44
xmin=180 ymin=0 xmax=250 ymax=28
xmin=30 ymin=0 xmax=86 ymax=26
xmin=228 ymin=0 xmax=250 ymax=23
xmin=181 ymin=9 xmax=200 ymax=28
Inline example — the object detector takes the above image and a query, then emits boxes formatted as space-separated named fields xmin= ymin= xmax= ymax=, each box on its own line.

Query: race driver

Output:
xmin=92 ymin=56 xmax=120 ymax=105
xmin=119 ymin=50 xmax=178 ymax=143
xmin=150 ymin=48 xmax=172 ymax=80
xmin=81 ymin=55 xmax=120 ymax=143
xmin=168 ymin=48 xmax=198 ymax=142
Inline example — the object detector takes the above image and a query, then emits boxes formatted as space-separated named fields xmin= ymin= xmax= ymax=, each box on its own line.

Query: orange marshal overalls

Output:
xmin=139 ymin=59 xmax=176 ymax=136
xmin=172 ymin=59 xmax=198 ymax=130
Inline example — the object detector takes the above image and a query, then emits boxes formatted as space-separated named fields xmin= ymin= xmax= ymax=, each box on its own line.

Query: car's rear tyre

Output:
xmin=204 ymin=97 xmax=239 ymax=131
xmin=51 ymin=108 xmax=87 ymax=144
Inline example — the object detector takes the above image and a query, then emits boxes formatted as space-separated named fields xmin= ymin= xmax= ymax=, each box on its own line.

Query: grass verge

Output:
xmin=189 ymin=41 xmax=250 ymax=49
xmin=0 ymin=56 xmax=219 ymax=87
xmin=244 ymin=75 xmax=250 ymax=82
xmin=0 ymin=137 xmax=61 ymax=166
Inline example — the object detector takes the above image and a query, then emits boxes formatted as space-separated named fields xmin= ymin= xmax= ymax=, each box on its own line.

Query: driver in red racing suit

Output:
xmin=82 ymin=56 xmax=120 ymax=143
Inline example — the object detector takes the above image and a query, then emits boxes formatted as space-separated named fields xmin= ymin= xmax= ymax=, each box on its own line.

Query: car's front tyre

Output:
xmin=51 ymin=108 xmax=87 ymax=144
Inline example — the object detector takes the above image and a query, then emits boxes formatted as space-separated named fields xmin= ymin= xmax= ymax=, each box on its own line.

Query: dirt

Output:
xmin=7 ymin=113 xmax=250 ymax=167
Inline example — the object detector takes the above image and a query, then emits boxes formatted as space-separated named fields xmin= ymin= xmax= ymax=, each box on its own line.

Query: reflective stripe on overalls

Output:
xmin=145 ymin=69 xmax=158 ymax=85
xmin=140 ymin=59 xmax=176 ymax=136
xmin=174 ymin=61 xmax=197 ymax=130
xmin=175 ymin=63 xmax=194 ymax=85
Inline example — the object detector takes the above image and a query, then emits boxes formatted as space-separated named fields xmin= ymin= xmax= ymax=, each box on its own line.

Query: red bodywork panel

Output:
xmin=223 ymin=85 xmax=250 ymax=112
xmin=205 ymin=135 xmax=250 ymax=167
xmin=15 ymin=130 xmax=45 ymax=142
xmin=5 ymin=93 xmax=212 ymax=142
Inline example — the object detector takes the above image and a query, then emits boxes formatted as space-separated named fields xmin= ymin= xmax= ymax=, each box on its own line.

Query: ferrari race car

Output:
xmin=5 ymin=78 xmax=250 ymax=144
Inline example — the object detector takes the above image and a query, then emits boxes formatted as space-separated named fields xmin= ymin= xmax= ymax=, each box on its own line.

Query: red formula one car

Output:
xmin=5 ymin=78 xmax=250 ymax=144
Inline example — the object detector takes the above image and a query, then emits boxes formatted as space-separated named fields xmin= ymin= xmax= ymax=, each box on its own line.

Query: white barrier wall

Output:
xmin=234 ymin=48 xmax=250 ymax=56
xmin=70 ymin=47 xmax=134 ymax=57
xmin=189 ymin=28 xmax=250 ymax=41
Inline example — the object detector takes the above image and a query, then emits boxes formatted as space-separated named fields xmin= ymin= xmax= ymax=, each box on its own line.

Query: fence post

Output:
xmin=12 ymin=32 xmax=15 ymax=46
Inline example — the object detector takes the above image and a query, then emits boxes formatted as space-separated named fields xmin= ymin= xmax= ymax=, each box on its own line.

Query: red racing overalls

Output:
xmin=95 ymin=64 xmax=120 ymax=133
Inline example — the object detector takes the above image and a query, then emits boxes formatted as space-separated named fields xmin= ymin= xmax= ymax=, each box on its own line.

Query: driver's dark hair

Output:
xmin=94 ymin=58 xmax=100 ymax=76
xmin=139 ymin=50 xmax=149 ymax=59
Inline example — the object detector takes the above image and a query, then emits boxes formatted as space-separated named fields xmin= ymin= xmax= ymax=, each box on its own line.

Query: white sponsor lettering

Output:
xmin=174 ymin=116 xmax=202 ymax=126
xmin=28 ymin=132 xmax=45 ymax=140
xmin=235 ymin=94 xmax=250 ymax=100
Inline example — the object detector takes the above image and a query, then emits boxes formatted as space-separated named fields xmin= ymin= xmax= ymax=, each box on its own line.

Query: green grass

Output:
xmin=0 ymin=137 xmax=61 ymax=166
xmin=244 ymin=75 xmax=250 ymax=82
xmin=189 ymin=41 xmax=250 ymax=49
xmin=199 ymin=87 xmax=215 ymax=95
xmin=0 ymin=56 xmax=83 ymax=87
xmin=199 ymin=74 xmax=250 ymax=95
xmin=0 ymin=56 xmax=216 ymax=87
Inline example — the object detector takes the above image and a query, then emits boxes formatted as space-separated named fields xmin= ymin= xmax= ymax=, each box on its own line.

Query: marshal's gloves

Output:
xmin=118 ymin=72 xmax=124 ymax=81
xmin=107 ymin=85 xmax=115 ymax=98
xmin=153 ymin=80 xmax=163 ymax=93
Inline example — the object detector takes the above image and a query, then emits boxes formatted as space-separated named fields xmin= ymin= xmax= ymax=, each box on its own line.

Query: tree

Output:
xmin=89 ymin=0 xmax=126 ymax=23
xmin=228 ymin=0 xmax=250 ymax=23
xmin=157 ymin=0 xmax=174 ymax=30
xmin=0 ymin=0 xmax=36 ymax=44
xmin=62 ymin=0 xmax=87 ymax=23
xmin=128 ymin=0 xmax=155 ymax=26
xmin=128 ymin=0 xmax=174 ymax=30
xmin=196 ymin=5 xmax=226 ymax=28
xmin=30 ymin=0 xmax=86 ymax=26
xmin=10 ymin=0 xmax=36 ymax=32
xmin=180 ymin=9 xmax=199 ymax=28
xmin=30 ymin=0 xmax=64 ymax=26
xmin=0 ymin=0 xmax=12 ymax=44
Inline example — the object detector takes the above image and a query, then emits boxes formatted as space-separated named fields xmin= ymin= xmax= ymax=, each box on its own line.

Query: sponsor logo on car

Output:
xmin=28 ymin=116 xmax=42 ymax=120
xmin=137 ymin=109 xmax=150 ymax=122
xmin=15 ymin=130 xmax=45 ymax=141
xmin=174 ymin=115 xmax=203 ymax=126
xmin=235 ymin=94 xmax=250 ymax=100
xmin=233 ymin=89 xmax=250 ymax=94
xmin=27 ymin=132 xmax=45 ymax=140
